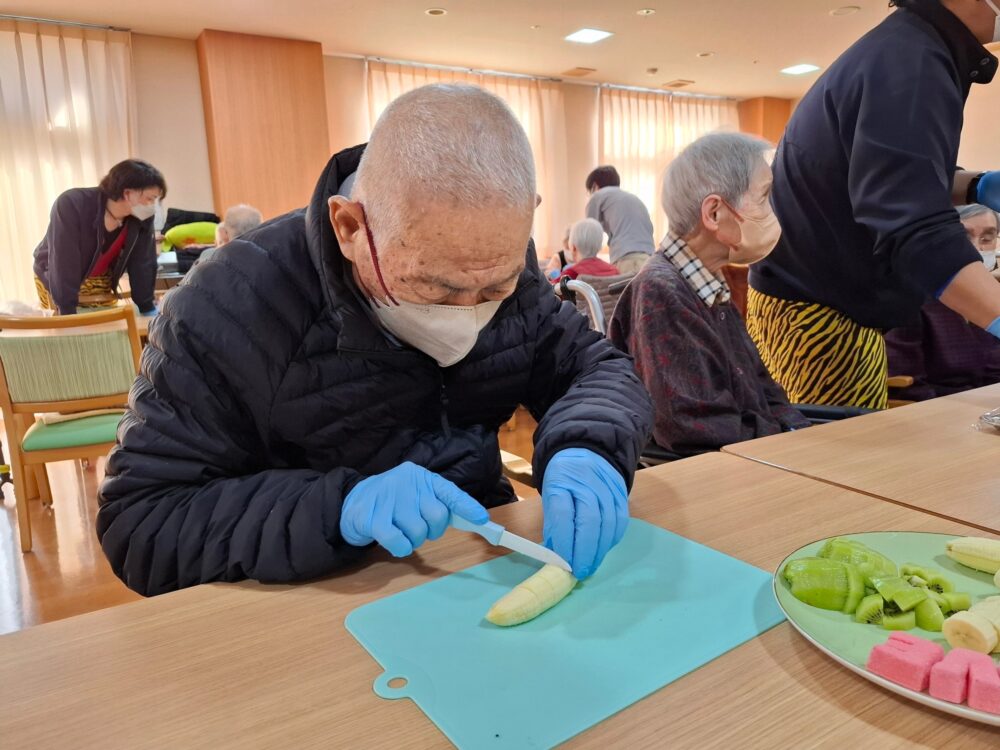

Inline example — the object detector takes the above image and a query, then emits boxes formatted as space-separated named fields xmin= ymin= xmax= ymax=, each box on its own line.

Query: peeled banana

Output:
xmin=942 ymin=596 xmax=1000 ymax=653
xmin=942 ymin=610 xmax=999 ymax=653
xmin=945 ymin=537 xmax=1000 ymax=575
xmin=485 ymin=564 xmax=577 ymax=627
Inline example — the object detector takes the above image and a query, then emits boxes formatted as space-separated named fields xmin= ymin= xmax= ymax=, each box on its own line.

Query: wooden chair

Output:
xmin=0 ymin=308 xmax=142 ymax=551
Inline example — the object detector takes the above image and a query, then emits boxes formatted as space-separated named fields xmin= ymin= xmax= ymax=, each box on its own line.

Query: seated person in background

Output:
xmin=885 ymin=204 xmax=1000 ymax=401
xmin=543 ymin=224 xmax=573 ymax=279
xmin=610 ymin=132 xmax=808 ymax=457
xmin=585 ymin=165 xmax=656 ymax=275
xmin=98 ymin=83 xmax=652 ymax=596
xmin=552 ymin=218 xmax=620 ymax=282
xmin=198 ymin=204 xmax=264 ymax=263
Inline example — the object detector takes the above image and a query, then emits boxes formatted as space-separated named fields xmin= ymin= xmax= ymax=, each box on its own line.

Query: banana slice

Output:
xmin=486 ymin=564 xmax=577 ymax=627
xmin=942 ymin=610 xmax=999 ymax=653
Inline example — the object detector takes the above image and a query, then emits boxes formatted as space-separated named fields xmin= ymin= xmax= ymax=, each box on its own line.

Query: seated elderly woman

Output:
xmin=610 ymin=132 xmax=808 ymax=456
xmin=885 ymin=204 xmax=1000 ymax=401
xmin=552 ymin=218 xmax=619 ymax=282
xmin=97 ymin=83 xmax=652 ymax=595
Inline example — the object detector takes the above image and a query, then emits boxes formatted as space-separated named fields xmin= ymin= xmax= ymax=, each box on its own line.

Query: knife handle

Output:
xmin=450 ymin=515 xmax=504 ymax=545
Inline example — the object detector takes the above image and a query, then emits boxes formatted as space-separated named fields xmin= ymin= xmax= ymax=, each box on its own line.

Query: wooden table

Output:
xmin=722 ymin=384 xmax=1000 ymax=534
xmin=1 ymin=454 xmax=997 ymax=748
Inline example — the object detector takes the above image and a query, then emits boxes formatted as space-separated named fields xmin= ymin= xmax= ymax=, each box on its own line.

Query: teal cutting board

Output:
xmin=345 ymin=520 xmax=785 ymax=749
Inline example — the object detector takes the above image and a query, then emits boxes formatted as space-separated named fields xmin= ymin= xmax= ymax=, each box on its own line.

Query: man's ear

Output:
xmin=328 ymin=196 xmax=368 ymax=262
xmin=701 ymin=194 xmax=724 ymax=232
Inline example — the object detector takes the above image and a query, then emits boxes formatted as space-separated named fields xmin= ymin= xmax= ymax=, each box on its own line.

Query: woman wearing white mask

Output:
xmin=609 ymin=133 xmax=809 ymax=457
xmin=886 ymin=204 xmax=1000 ymax=401
xmin=33 ymin=159 xmax=165 ymax=316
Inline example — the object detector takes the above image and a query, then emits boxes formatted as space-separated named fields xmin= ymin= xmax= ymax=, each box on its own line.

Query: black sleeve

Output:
xmin=847 ymin=50 xmax=980 ymax=296
xmin=97 ymin=243 xmax=367 ymax=596
xmin=523 ymin=264 xmax=653 ymax=488
xmin=46 ymin=192 xmax=86 ymax=315
xmin=126 ymin=222 xmax=158 ymax=312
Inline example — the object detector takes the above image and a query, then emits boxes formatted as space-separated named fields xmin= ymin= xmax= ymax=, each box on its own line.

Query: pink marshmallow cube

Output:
xmin=968 ymin=659 xmax=1000 ymax=715
xmin=928 ymin=647 xmax=1000 ymax=715
xmin=866 ymin=632 xmax=945 ymax=692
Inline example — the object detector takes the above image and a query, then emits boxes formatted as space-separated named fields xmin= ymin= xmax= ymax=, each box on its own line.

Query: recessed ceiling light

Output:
xmin=781 ymin=63 xmax=821 ymax=75
xmin=530 ymin=24 xmax=541 ymax=30
xmin=830 ymin=5 xmax=860 ymax=16
xmin=696 ymin=51 xmax=715 ymax=58
xmin=425 ymin=8 xmax=447 ymax=16
xmin=636 ymin=8 xmax=656 ymax=16
xmin=564 ymin=28 xmax=614 ymax=44
xmin=645 ymin=67 xmax=659 ymax=75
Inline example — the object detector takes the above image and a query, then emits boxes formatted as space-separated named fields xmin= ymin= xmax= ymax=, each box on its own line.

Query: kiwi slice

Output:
xmin=882 ymin=610 xmax=916 ymax=631
xmin=900 ymin=563 xmax=954 ymax=594
xmin=854 ymin=593 xmax=884 ymax=624
xmin=914 ymin=597 xmax=945 ymax=632
xmin=871 ymin=576 xmax=910 ymax=601
xmin=841 ymin=562 xmax=865 ymax=615
xmin=927 ymin=590 xmax=951 ymax=613
xmin=893 ymin=586 xmax=928 ymax=612
xmin=926 ymin=574 xmax=955 ymax=594
xmin=942 ymin=592 xmax=972 ymax=612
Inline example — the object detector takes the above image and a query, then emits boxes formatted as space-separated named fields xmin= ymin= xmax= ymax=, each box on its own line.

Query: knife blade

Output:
xmin=450 ymin=515 xmax=572 ymax=573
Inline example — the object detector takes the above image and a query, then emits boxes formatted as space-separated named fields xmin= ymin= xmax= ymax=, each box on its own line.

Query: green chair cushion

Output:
xmin=163 ymin=221 xmax=218 ymax=251
xmin=21 ymin=413 xmax=124 ymax=452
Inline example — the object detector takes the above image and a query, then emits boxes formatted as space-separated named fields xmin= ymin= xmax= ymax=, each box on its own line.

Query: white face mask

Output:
xmin=988 ymin=0 xmax=1000 ymax=44
xmin=982 ymin=250 xmax=997 ymax=272
xmin=153 ymin=199 xmax=166 ymax=231
xmin=371 ymin=299 xmax=502 ymax=367
xmin=129 ymin=195 xmax=156 ymax=221
xmin=358 ymin=208 xmax=504 ymax=367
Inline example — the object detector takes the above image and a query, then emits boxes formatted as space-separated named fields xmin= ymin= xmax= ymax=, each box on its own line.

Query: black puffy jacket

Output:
xmin=97 ymin=145 xmax=653 ymax=596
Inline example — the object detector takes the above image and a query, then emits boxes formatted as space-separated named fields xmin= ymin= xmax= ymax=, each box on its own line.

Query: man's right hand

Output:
xmin=340 ymin=462 xmax=488 ymax=557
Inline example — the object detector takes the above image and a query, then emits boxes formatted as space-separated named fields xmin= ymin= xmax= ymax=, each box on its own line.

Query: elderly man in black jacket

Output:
xmin=97 ymin=84 xmax=652 ymax=596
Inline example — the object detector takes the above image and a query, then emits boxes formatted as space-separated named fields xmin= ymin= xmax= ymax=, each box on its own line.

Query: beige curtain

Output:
xmin=366 ymin=61 xmax=569 ymax=260
xmin=598 ymin=87 xmax=740 ymax=244
xmin=0 ymin=21 xmax=136 ymax=304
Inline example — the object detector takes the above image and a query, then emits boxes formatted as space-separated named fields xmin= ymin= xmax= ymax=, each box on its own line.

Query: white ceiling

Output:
xmin=7 ymin=1 xmax=897 ymax=98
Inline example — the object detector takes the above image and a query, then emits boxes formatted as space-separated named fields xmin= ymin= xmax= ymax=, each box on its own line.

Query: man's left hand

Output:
xmin=541 ymin=448 xmax=628 ymax=579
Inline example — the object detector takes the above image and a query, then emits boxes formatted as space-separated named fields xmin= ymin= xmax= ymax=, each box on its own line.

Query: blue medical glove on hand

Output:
xmin=541 ymin=448 xmax=629 ymax=579
xmin=987 ymin=316 xmax=1000 ymax=341
xmin=139 ymin=306 xmax=158 ymax=318
xmin=977 ymin=172 xmax=1000 ymax=212
xmin=340 ymin=462 xmax=488 ymax=557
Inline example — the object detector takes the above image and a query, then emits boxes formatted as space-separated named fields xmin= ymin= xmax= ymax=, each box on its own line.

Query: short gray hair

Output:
xmin=354 ymin=83 xmax=536 ymax=246
xmin=662 ymin=132 xmax=772 ymax=238
xmin=223 ymin=204 xmax=262 ymax=240
xmin=958 ymin=204 xmax=1000 ymax=230
xmin=569 ymin=218 xmax=604 ymax=259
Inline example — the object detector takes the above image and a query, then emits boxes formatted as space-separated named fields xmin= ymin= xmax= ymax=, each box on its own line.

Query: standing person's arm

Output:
xmin=46 ymin=193 xmax=87 ymax=315
xmin=125 ymin=222 xmax=158 ymax=314
xmin=938 ymin=262 xmax=1000 ymax=333
xmin=585 ymin=192 xmax=601 ymax=223
xmin=847 ymin=51 xmax=995 ymax=330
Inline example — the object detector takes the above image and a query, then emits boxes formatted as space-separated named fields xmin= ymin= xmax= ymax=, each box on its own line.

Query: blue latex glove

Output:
xmin=976 ymin=171 xmax=1000 ymax=212
xmin=140 ymin=306 xmax=158 ymax=318
xmin=541 ymin=448 xmax=628 ymax=579
xmin=340 ymin=462 xmax=488 ymax=557
xmin=987 ymin=316 xmax=1000 ymax=340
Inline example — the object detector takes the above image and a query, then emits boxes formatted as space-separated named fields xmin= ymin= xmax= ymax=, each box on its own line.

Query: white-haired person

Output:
xmin=97 ymin=83 xmax=652 ymax=596
xmin=885 ymin=204 xmax=1000 ymax=401
xmin=610 ymin=132 xmax=808 ymax=457
xmin=551 ymin=218 xmax=620 ymax=283
xmin=199 ymin=204 xmax=264 ymax=264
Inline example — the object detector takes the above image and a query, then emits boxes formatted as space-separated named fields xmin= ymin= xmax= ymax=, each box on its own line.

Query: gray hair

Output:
xmin=354 ymin=83 xmax=536 ymax=246
xmin=958 ymin=204 xmax=1000 ymax=230
xmin=662 ymin=132 xmax=772 ymax=238
xmin=569 ymin=218 xmax=604 ymax=259
xmin=223 ymin=204 xmax=263 ymax=240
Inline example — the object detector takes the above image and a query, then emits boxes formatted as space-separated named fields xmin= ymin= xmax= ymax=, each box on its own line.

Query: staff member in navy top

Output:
xmin=747 ymin=0 xmax=1000 ymax=409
